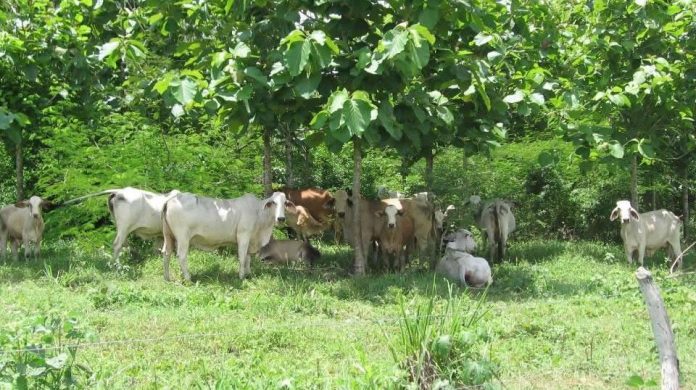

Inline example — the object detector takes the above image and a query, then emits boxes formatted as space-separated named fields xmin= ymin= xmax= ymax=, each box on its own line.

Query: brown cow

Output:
xmin=382 ymin=197 xmax=437 ymax=266
xmin=279 ymin=187 xmax=335 ymax=224
xmin=286 ymin=205 xmax=327 ymax=241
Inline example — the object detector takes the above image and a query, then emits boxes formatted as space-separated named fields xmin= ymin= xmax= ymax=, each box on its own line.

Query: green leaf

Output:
xmin=638 ymin=140 xmax=655 ymax=159
xmin=310 ymin=110 xmax=328 ymax=129
xmin=503 ymin=90 xmax=525 ymax=104
xmin=0 ymin=110 xmax=14 ymax=130
xmin=608 ymin=141 xmax=624 ymax=158
xmin=311 ymin=42 xmax=333 ymax=68
xmin=171 ymin=78 xmax=198 ymax=105
xmin=293 ymin=73 xmax=321 ymax=99
xmin=224 ymin=0 xmax=235 ymax=14
xmin=171 ymin=104 xmax=184 ymax=118
xmin=327 ymin=89 xmax=349 ymax=113
xmin=473 ymin=33 xmax=493 ymax=46
xmin=625 ymin=375 xmax=644 ymax=387
xmin=410 ymin=24 xmax=436 ymax=45
xmin=232 ymin=42 xmax=251 ymax=58
xmin=281 ymin=30 xmax=305 ymax=45
xmin=243 ymin=67 xmax=268 ymax=86
xmin=98 ymin=40 xmax=120 ymax=61
xmin=343 ymin=98 xmax=373 ymax=136
xmin=608 ymin=93 xmax=631 ymax=107
xmin=435 ymin=106 xmax=453 ymax=125
xmin=418 ymin=8 xmax=439 ymax=30
xmin=309 ymin=30 xmax=326 ymax=45
xmin=285 ymin=39 xmax=311 ymax=77
xmin=407 ymin=39 xmax=430 ymax=70
xmin=378 ymin=101 xmax=401 ymax=140
xmin=529 ymin=93 xmax=545 ymax=105
xmin=382 ymin=28 xmax=409 ymax=59
xmin=46 ymin=353 xmax=69 ymax=369
xmin=634 ymin=0 xmax=646 ymax=7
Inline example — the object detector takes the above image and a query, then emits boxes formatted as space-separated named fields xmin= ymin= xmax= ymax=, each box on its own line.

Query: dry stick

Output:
xmin=669 ymin=241 xmax=696 ymax=275
xmin=635 ymin=267 xmax=680 ymax=390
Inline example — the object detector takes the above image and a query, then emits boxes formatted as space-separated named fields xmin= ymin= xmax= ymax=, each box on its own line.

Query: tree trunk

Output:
xmin=352 ymin=138 xmax=366 ymax=276
xmin=651 ymin=174 xmax=657 ymax=210
xmin=630 ymin=154 xmax=639 ymax=209
xmin=15 ymin=140 xmax=24 ymax=200
xmin=635 ymin=267 xmax=680 ymax=390
xmin=683 ymin=166 xmax=689 ymax=240
xmin=284 ymin=126 xmax=294 ymax=188
xmin=262 ymin=127 xmax=273 ymax=197
xmin=424 ymin=148 xmax=434 ymax=192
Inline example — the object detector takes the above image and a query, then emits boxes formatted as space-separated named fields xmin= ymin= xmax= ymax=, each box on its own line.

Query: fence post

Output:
xmin=635 ymin=267 xmax=680 ymax=390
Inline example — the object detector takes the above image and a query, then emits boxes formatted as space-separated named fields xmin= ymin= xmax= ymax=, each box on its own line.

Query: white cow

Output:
xmin=468 ymin=196 xmax=516 ymax=263
xmin=610 ymin=200 xmax=683 ymax=269
xmin=436 ymin=229 xmax=492 ymax=287
xmin=0 ymin=196 xmax=52 ymax=260
xmin=62 ymin=187 xmax=179 ymax=261
xmin=162 ymin=191 xmax=293 ymax=281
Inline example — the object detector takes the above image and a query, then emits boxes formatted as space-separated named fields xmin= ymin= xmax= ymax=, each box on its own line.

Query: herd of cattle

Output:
xmin=0 ymin=186 xmax=687 ymax=286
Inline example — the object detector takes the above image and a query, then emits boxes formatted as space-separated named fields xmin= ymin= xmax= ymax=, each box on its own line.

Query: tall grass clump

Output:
xmin=386 ymin=283 xmax=497 ymax=389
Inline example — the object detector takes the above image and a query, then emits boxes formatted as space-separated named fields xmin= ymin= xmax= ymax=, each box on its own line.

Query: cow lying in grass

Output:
xmin=259 ymin=239 xmax=320 ymax=266
xmin=436 ymin=229 xmax=492 ymax=288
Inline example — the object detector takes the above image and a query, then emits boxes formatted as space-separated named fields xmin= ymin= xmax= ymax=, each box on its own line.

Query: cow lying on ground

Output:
xmin=436 ymin=229 xmax=492 ymax=287
xmin=259 ymin=239 xmax=320 ymax=266
xmin=468 ymin=196 xmax=515 ymax=263
xmin=62 ymin=187 xmax=179 ymax=261
xmin=0 ymin=196 xmax=53 ymax=261
xmin=162 ymin=191 xmax=293 ymax=281
xmin=374 ymin=204 xmax=414 ymax=271
xmin=610 ymin=200 xmax=683 ymax=269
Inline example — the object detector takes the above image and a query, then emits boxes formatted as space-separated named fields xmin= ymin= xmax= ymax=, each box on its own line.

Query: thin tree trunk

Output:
xmin=652 ymin=174 xmax=657 ymax=210
xmin=262 ymin=127 xmax=273 ymax=197
xmin=683 ymin=166 xmax=689 ymax=240
xmin=635 ymin=267 xmax=680 ymax=390
xmin=15 ymin=140 xmax=24 ymax=200
xmin=352 ymin=138 xmax=365 ymax=276
xmin=424 ymin=149 xmax=434 ymax=192
xmin=285 ymin=126 xmax=294 ymax=188
xmin=631 ymin=154 xmax=639 ymax=209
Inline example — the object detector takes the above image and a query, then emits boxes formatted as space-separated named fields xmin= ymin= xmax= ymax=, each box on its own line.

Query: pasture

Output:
xmin=1 ymin=239 xmax=694 ymax=389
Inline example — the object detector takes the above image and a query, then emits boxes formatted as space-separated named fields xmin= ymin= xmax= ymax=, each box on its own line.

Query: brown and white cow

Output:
xmin=374 ymin=204 xmax=414 ymax=271
xmin=162 ymin=191 xmax=294 ymax=281
xmin=0 ymin=196 xmax=53 ymax=261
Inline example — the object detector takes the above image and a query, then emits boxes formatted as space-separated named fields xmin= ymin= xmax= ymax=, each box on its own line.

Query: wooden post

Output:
xmin=635 ymin=267 xmax=680 ymax=390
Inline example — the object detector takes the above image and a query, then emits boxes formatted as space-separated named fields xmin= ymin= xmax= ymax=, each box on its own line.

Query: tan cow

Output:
xmin=374 ymin=204 xmax=414 ymax=271
xmin=259 ymin=239 xmax=321 ymax=266
xmin=0 ymin=196 xmax=52 ymax=261
xmin=285 ymin=205 xmax=329 ymax=241
xmin=382 ymin=197 xmax=438 ymax=267
xmin=332 ymin=189 xmax=386 ymax=261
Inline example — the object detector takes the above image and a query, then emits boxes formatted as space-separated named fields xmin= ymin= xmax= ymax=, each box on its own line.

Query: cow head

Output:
xmin=434 ymin=204 xmax=455 ymax=231
xmin=333 ymin=190 xmax=351 ymax=218
xmin=443 ymin=229 xmax=476 ymax=253
xmin=265 ymin=192 xmax=295 ymax=223
xmin=610 ymin=200 xmax=639 ymax=224
xmin=15 ymin=196 xmax=49 ymax=220
xmin=375 ymin=204 xmax=403 ymax=229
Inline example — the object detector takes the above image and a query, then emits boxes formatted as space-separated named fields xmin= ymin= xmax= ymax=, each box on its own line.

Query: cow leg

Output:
xmin=0 ymin=231 xmax=7 ymax=261
xmin=33 ymin=240 xmax=41 ymax=260
xmin=162 ymin=239 xmax=175 ymax=282
xmin=112 ymin=229 xmax=129 ymax=261
xmin=237 ymin=238 xmax=250 ymax=279
xmin=669 ymin=239 xmax=683 ymax=270
xmin=637 ymin=245 xmax=646 ymax=267
xmin=11 ymin=239 xmax=20 ymax=262
xmin=176 ymin=240 xmax=192 ymax=282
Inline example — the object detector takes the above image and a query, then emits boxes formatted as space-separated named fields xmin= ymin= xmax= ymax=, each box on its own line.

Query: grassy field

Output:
xmin=0 ymin=238 xmax=694 ymax=389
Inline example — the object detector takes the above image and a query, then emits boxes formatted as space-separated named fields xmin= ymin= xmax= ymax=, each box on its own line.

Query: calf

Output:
xmin=259 ymin=239 xmax=320 ymax=266
xmin=436 ymin=229 xmax=492 ymax=287
xmin=0 ymin=196 xmax=52 ymax=260
xmin=162 ymin=191 xmax=293 ymax=281
xmin=286 ymin=205 xmax=330 ymax=241
xmin=610 ymin=200 xmax=682 ymax=269
xmin=374 ymin=204 xmax=415 ymax=271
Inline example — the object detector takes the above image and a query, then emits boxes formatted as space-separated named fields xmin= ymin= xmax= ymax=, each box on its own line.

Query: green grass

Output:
xmin=1 ymin=238 xmax=695 ymax=389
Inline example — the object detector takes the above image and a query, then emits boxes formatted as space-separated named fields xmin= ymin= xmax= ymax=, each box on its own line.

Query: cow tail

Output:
xmin=107 ymin=193 xmax=117 ymax=218
xmin=161 ymin=193 xmax=179 ymax=254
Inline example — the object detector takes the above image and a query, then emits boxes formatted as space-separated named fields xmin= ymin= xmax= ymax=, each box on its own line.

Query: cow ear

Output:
xmin=630 ymin=208 xmax=640 ymax=220
xmin=15 ymin=200 xmax=29 ymax=208
xmin=324 ymin=198 xmax=335 ymax=209
xmin=609 ymin=207 xmax=619 ymax=221
xmin=285 ymin=201 xmax=297 ymax=213
xmin=41 ymin=201 xmax=56 ymax=211
xmin=374 ymin=210 xmax=385 ymax=217
xmin=397 ymin=209 xmax=404 ymax=216
xmin=345 ymin=188 xmax=352 ymax=196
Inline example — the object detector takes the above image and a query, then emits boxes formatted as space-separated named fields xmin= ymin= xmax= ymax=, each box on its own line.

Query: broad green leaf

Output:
xmin=608 ymin=93 xmax=631 ymax=107
xmin=148 ymin=12 xmax=163 ymax=25
xmin=281 ymin=30 xmax=305 ymax=45
xmin=378 ymin=101 xmax=401 ymax=140
xmin=46 ymin=353 xmax=68 ymax=369
xmin=243 ymin=67 xmax=268 ymax=86
xmin=154 ymin=72 xmax=175 ymax=94
xmin=310 ymin=110 xmax=328 ymax=129
xmin=529 ymin=93 xmax=545 ymax=105
xmin=608 ymin=141 xmax=624 ymax=158
xmin=343 ymin=98 xmax=373 ymax=136
xmin=473 ymin=33 xmax=493 ymax=46
xmin=14 ymin=113 xmax=30 ymax=126
xmin=625 ymin=375 xmax=644 ymax=387
xmin=436 ymin=106 xmax=453 ymax=125
xmin=171 ymin=104 xmax=184 ymax=118
xmin=293 ymin=73 xmax=321 ymax=99
xmin=309 ymin=30 xmax=326 ymax=45
xmin=638 ymin=141 xmax=655 ymax=159
xmin=403 ymin=127 xmax=421 ymax=150
xmin=311 ymin=42 xmax=333 ymax=68
xmin=171 ymin=78 xmax=198 ymax=105
xmin=418 ymin=8 xmax=439 ymax=30
xmin=410 ymin=24 xmax=436 ymax=45
xmin=382 ymin=28 xmax=409 ymax=59
xmin=98 ymin=40 xmax=120 ymax=61
xmin=232 ymin=42 xmax=251 ymax=58
xmin=212 ymin=51 xmax=229 ymax=68
xmin=634 ymin=0 xmax=646 ymax=7
xmin=224 ymin=0 xmax=235 ymax=14
xmin=503 ymin=90 xmax=525 ymax=104
xmin=351 ymin=90 xmax=371 ymax=103
xmin=285 ymin=39 xmax=311 ymax=76
xmin=327 ymin=89 xmax=349 ymax=113
xmin=408 ymin=39 xmax=430 ymax=69
xmin=354 ymin=47 xmax=371 ymax=70
xmin=0 ymin=110 xmax=14 ymax=130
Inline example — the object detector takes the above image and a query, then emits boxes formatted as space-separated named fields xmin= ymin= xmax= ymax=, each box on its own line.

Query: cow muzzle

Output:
xmin=388 ymin=223 xmax=395 ymax=229
xmin=621 ymin=218 xmax=630 ymax=224
xmin=277 ymin=217 xmax=286 ymax=223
